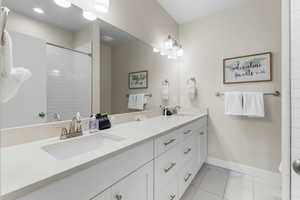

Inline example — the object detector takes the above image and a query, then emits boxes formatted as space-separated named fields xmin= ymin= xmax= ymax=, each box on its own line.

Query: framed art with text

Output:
xmin=223 ymin=52 xmax=272 ymax=84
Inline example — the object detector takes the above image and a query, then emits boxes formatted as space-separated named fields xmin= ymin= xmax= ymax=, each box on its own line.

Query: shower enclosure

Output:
xmin=1 ymin=31 xmax=92 ymax=128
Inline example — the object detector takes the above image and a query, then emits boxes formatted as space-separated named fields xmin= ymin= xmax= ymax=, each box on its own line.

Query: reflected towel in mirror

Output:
xmin=0 ymin=31 xmax=32 ymax=103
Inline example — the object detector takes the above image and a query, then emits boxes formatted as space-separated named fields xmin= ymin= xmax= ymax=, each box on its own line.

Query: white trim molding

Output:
xmin=206 ymin=157 xmax=281 ymax=186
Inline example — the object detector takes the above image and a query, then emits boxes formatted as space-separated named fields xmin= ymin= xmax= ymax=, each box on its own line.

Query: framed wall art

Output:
xmin=128 ymin=70 xmax=148 ymax=89
xmin=223 ymin=52 xmax=272 ymax=84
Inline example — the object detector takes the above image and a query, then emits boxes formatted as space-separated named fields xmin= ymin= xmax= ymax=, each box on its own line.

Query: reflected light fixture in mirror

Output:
xmin=54 ymin=0 xmax=72 ymax=8
xmin=102 ymin=35 xmax=114 ymax=42
xmin=164 ymin=35 xmax=174 ymax=50
xmin=33 ymin=7 xmax=45 ymax=14
xmin=95 ymin=0 xmax=110 ymax=13
xmin=83 ymin=10 xmax=97 ymax=21
xmin=153 ymin=35 xmax=184 ymax=59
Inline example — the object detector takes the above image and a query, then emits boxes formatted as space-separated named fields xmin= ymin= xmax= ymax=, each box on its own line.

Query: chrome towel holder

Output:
xmin=215 ymin=91 xmax=281 ymax=97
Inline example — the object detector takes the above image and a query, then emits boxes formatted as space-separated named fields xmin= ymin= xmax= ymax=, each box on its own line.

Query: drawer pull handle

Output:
xmin=164 ymin=162 xmax=176 ymax=173
xmin=115 ymin=195 xmax=122 ymax=200
xmin=200 ymin=132 xmax=204 ymax=135
xmin=170 ymin=194 xmax=176 ymax=200
xmin=184 ymin=173 xmax=192 ymax=182
xmin=184 ymin=148 xmax=192 ymax=155
xmin=164 ymin=139 xmax=176 ymax=146
xmin=184 ymin=130 xmax=192 ymax=135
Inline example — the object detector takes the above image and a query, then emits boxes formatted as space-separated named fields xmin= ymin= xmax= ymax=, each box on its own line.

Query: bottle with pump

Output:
xmin=89 ymin=114 xmax=98 ymax=133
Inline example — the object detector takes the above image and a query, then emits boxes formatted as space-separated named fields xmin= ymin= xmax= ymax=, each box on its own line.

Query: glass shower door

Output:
xmin=46 ymin=44 xmax=92 ymax=122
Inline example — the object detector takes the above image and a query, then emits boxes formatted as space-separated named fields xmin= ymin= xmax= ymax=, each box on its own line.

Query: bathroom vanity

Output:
xmin=1 ymin=114 xmax=207 ymax=200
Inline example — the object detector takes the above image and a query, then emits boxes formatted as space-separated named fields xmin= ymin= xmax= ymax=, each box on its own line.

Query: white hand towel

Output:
xmin=243 ymin=92 xmax=265 ymax=117
xmin=161 ymin=85 xmax=169 ymax=100
xmin=135 ymin=94 xmax=145 ymax=110
xmin=128 ymin=94 xmax=145 ymax=110
xmin=128 ymin=94 xmax=137 ymax=109
xmin=187 ymin=81 xmax=196 ymax=100
xmin=224 ymin=92 xmax=243 ymax=116
xmin=0 ymin=31 xmax=32 ymax=103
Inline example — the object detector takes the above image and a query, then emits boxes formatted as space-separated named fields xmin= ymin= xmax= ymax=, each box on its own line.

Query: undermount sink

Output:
xmin=42 ymin=133 xmax=125 ymax=160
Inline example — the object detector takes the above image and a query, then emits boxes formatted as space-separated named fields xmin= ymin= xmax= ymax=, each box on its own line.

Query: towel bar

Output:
xmin=126 ymin=93 xmax=152 ymax=98
xmin=215 ymin=91 xmax=280 ymax=97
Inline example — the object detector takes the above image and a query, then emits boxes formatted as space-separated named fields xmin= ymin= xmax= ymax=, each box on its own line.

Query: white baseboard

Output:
xmin=206 ymin=157 xmax=281 ymax=186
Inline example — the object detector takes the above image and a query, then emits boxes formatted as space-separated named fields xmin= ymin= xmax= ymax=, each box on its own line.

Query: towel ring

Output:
xmin=162 ymin=80 xmax=169 ymax=86
xmin=187 ymin=77 xmax=196 ymax=85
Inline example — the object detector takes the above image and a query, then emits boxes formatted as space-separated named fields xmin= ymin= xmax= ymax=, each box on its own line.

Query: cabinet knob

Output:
xmin=164 ymin=139 xmax=176 ymax=146
xmin=184 ymin=148 xmax=192 ymax=155
xmin=115 ymin=194 xmax=122 ymax=200
xmin=164 ymin=162 xmax=176 ymax=173
xmin=184 ymin=173 xmax=192 ymax=182
xmin=170 ymin=194 xmax=176 ymax=200
xmin=293 ymin=159 xmax=300 ymax=175
xmin=200 ymin=131 xmax=204 ymax=135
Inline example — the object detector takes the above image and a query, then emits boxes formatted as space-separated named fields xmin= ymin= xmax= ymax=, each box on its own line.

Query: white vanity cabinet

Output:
xmin=93 ymin=162 xmax=153 ymax=200
xmin=13 ymin=115 xmax=207 ymax=200
xmin=154 ymin=116 xmax=208 ymax=200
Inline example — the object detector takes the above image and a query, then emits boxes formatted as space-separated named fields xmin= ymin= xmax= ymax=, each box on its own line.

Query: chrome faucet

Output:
xmin=173 ymin=105 xmax=181 ymax=114
xmin=60 ymin=112 xmax=83 ymax=140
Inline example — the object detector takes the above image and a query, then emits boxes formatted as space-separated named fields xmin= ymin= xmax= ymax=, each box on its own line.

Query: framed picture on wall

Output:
xmin=223 ymin=52 xmax=272 ymax=84
xmin=128 ymin=71 xmax=148 ymax=89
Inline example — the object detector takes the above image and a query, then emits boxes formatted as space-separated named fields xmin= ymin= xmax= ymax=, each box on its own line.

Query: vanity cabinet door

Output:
xmin=93 ymin=189 xmax=112 ymax=200
xmin=199 ymin=128 xmax=208 ymax=167
xmin=111 ymin=162 xmax=153 ymax=200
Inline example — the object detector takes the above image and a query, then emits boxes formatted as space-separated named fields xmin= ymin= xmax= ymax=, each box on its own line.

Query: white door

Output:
xmin=111 ymin=162 xmax=153 ymax=200
xmin=291 ymin=0 xmax=300 ymax=199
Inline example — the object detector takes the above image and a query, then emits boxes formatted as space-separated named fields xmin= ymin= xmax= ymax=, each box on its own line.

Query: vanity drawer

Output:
xmin=155 ymin=129 xmax=182 ymax=157
xmin=181 ymin=118 xmax=207 ymax=141
xmin=180 ymin=134 xmax=196 ymax=165
xmin=178 ymin=160 xmax=197 ymax=198
xmin=155 ymin=143 xmax=181 ymax=187
xmin=156 ymin=175 xmax=179 ymax=200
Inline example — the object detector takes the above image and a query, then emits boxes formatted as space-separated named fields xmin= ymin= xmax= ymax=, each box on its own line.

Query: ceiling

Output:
xmin=3 ymin=0 xmax=137 ymax=46
xmin=157 ymin=0 xmax=249 ymax=24
xmin=3 ymin=0 xmax=91 ymax=32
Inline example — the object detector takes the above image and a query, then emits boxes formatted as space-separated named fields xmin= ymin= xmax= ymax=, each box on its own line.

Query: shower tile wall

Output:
xmin=46 ymin=44 xmax=92 ymax=121
xmin=291 ymin=0 xmax=300 ymax=199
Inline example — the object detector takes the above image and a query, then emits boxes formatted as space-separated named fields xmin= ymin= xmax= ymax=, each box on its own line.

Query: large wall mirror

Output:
xmin=2 ymin=0 xmax=179 ymax=129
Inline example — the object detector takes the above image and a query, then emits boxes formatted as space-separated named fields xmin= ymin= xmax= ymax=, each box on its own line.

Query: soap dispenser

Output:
xmin=89 ymin=114 xmax=98 ymax=133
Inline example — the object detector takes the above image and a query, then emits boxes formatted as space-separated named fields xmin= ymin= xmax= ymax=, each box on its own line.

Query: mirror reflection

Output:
xmin=2 ymin=0 xmax=179 ymax=129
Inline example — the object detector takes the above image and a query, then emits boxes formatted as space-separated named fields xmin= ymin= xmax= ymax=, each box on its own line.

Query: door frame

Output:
xmin=282 ymin=0 xmax=291 ymax=199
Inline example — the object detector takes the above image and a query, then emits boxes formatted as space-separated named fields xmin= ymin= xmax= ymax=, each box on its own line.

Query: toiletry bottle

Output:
xmin=89 ymin=114 xmax=98 ymax=133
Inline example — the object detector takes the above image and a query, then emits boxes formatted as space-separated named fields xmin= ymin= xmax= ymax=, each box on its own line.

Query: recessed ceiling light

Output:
xmin=95 ymin=0 xmax=109 ymax=13
xmin=54 ymin=0 xmax=72 ymax=8
xmin=102 ymin=35 xmax=114 ymax=42
xmin=33 ymin=7 xmax=44 ymax=14
xmin=153 ymin=48 xmax=160 ymax=53
xmin=82 ymin=11 xmax=97 ymax=21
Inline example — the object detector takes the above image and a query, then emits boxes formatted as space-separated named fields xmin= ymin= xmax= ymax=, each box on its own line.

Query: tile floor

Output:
xmin=181 ymin=164 xmax=281 ymax=200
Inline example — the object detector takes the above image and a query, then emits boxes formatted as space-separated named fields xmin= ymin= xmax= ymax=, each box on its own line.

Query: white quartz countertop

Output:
xmin=1 ymin=113 xmax=207 ymax=199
